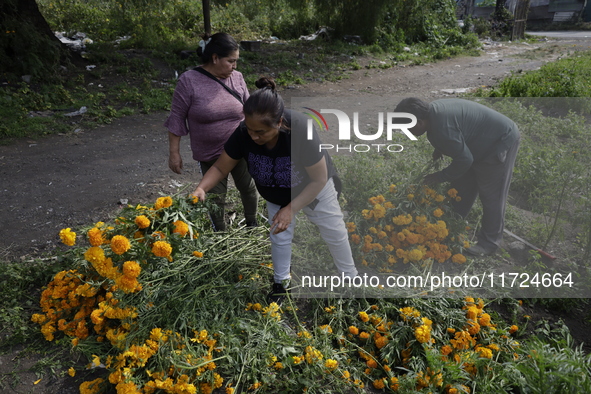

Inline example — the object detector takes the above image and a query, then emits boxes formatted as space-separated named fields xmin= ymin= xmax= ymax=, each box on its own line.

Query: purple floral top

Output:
xmin=164 ymin=68 xmax=249 ymax=162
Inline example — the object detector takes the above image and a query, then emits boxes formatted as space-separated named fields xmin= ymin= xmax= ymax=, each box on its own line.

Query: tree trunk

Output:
xmin=1 ymin=0 xmax=68 ymax=80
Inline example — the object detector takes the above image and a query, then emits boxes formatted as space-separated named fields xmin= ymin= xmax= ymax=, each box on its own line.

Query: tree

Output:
xmin=0 ymin=0 xmax=68 ymax=81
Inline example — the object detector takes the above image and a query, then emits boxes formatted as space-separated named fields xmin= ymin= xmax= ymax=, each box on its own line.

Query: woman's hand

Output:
xmin=169 ymin=152 xmax=183 ymax=174
xmin=192 ymin=187 xmax=207 ymax=202
xmin=270 ymin=205 xmax=293 ymax=234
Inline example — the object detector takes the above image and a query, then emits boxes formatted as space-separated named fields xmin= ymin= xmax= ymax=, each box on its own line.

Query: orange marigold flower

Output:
xmin=84 ymin=247 xmax=105 ymax=264
xmin=359 ymin=331 xmax=370 ymax=340
xmin=479 ymin=313 xmax=491 ymax=327
xmin=173 ymin=220 xmax=189 ymax=237
xmin=415 ymin=324 xmax=431 ymax=343
xmin=154 ymin=196 xmax=173 ymax=209
xmin=375 ymin=335 xmax=389 ymax=349
xmin=441 ymin=345 xmax=453 ymax=356
xmin=79 ymin=378 xmax=105 ymax=394
xmin=59 ymin=228 xmax=76 ymax=246
xmin=476 ymin=346 xmax=493 ymax=359
xmin=433 ymin=208 xmax=444 ymax=218
xmin=373 ymin=378 xmax=385 ymax=390
xmin=509 ymin=325 xmax=519 ymax=334
xmin=193 ymin=251 xmax=204 ymax=258
xmin=408 ymin=249 xmax=424 ymax=262
xmin=324 ymin=359 xmax=338 ymax=370
xmin=87 ymin=227 xmax=105 ymax=246
xmin=348 ymin=326 xmax=359 ymax=335
xmin=152 ymin=241 xmax=172 ymax=257
xmin=452 ymin=254 xmax=466 ymax=264
xmin=358 ymin=311 xmax=369 ymax=322
xmin=447 ymin=188 xmax=458 ymax=198
xmin=110 ymin=235 xmax=131 ymax=255
xmin=122 ymin=260 xmax=141 ymax=278
xmin=134 ymin=215 xmax=151 ymax=229
xmin=366 ymin=358 xmax=378 ymax=368
xmin=351 ymin=234 xmax=361 ymax=244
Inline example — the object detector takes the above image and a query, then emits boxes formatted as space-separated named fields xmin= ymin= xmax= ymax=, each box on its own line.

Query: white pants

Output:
xmin=267 ymin=178 xmax=358 ymax=283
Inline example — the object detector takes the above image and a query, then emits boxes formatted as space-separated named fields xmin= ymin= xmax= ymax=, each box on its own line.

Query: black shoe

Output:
xmin=245 ymin=220 xmax=258 ymax=228
xmin=267 ymin=283 xmax=288 ymax=305
xmin=465 ymin=244 xmax=496 ymax=256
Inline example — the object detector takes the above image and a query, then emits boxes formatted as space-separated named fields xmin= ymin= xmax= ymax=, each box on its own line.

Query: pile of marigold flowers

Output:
xmin=346 ymin=183 xmax=470 ymax=272
xmin=319 ymin=297 xmax=523 ymax=393
xmin=33 ymin=192 xmax=531 ymax=394
xmin=31 ymin=194 xmax=244 ymax=394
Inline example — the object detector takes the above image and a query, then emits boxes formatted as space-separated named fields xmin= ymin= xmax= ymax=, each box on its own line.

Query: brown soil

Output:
xmin=2 ymin=36 xmax=591 ymax=393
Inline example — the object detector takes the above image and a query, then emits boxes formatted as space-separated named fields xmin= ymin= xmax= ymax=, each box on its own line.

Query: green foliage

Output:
xmin=480 ymin=99 xmax=591 ymax=254
xmin=472 ymin=17 xmax=492 ymax=37
xmin=0 ymin=257 xmax=70 ymax=347
xmin=482 ymin=51 xmax=591 ymax=101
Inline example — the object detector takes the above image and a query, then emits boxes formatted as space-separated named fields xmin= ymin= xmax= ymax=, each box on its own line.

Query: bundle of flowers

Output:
xmin=346 ymin=183 xmax=470 ymax=272
xmin=321 ymin=297 xmax=522 ymax=393
xmin=32 ymin=195 xmax=274 ymax=394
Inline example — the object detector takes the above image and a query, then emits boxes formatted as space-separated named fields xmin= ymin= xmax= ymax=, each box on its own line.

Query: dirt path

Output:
xmin=1 ymin=37 xmax=590 ymax=262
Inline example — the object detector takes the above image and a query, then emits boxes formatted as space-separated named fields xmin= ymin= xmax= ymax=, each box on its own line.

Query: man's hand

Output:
xmin=270 ymin=206 xmax=293 ymax=235
xmin=422 ymin=173 xmax=441 ymax=185
xmin=432 ymin=149 xmax=443 ymax=162
xmin=169 ymin=152 xmax=183 ymax=174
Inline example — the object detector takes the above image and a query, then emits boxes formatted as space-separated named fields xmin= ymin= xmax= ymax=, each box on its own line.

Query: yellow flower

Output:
xmin=122 ymin=260 xmax=141 ymax=278
xmin=433 ymin=208 xmax=444 ymax=218
xmin=509 ymin=325 xmax=519 ymax=334
xmin=479 ymin=313 xmax=491 ymax=327
xmin=358 ymin=311 xmax=369 ymax=322
xmin=407 ymin=248 xmax=424 ymax=262
xmin=375 ymin=335 xmax=389 ymax=349
xmin=87 ymin=227 xmax=105 ymax=246
xmin=452 ymin=254 xmax=466 ymax=264
xmin=346 ymin=222 xmax=356 ymax=232
xmin=110 ymin=235 xmax=131 ymax=255
xmin=173 ymin=220 xmax=189 ymax=237
xmin=324 ymin=359 xmax=338 ymax=370
xmin=440 ymin=345 xmax=453 ymax=355
xmin=134 ymin=215 xmax=151 ymax=229
xmin=193 ymin=250 xmax=204 ymax=258
xmin=154 ymin=196 xmax=173 ymax=209
xmin=84 ymin=247 xmax=105 ymax=264
xmin=68 ymin=367 xmax=76 ymax=377
xmin=373 ymin=378 xmax=385 ymax=390
xmin=79 ymin=378 xmax=104 ymax=394
xmin=59 ymin=228 xmax=76 ymax=246
xmin=476 ymin=346 xmax=493 ymax=359
xmin=414 ymin=324 xmax=431 ymax=343
xmin=348 ymin=326 xmax=359 ymax=335
xmin=152 ymin=241 xmax=172 ymax=257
